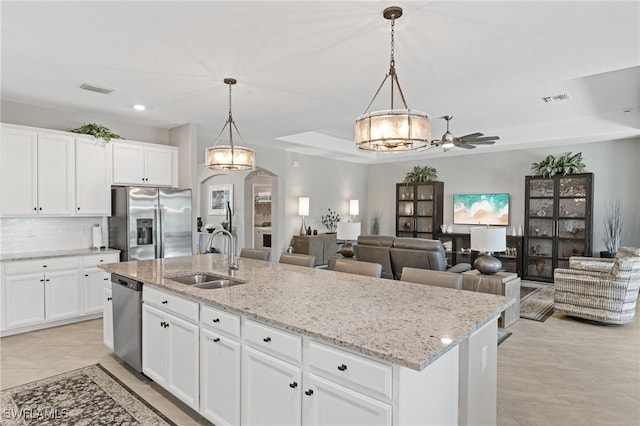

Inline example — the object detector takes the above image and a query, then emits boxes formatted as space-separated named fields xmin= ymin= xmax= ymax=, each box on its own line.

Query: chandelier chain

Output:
xmin=390 ymin=17 xmax=395 ymax=72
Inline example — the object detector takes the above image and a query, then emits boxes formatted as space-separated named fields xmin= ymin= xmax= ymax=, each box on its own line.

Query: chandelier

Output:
xmin=355 ymin=6 xmax=431 ymax=152
xmin=206 ymin=78 xmax=256 ymax=171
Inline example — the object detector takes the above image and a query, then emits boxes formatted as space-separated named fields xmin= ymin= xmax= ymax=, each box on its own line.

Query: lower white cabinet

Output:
xmin=142 ymin=299 xmax=199 ymax=411
xmin=242 ymin=346 xmax=302 ymax=426
xmin=302 ymin=372 xmax=392 ymax=426
xmin=83 ymin=269 xmax=109 ymax=314
xmin=103 ymin=286 xmax=113 ymax=350
xmin=200 ymin=327 xmax=241 ymax=426
xmin=44 ymin=270 xmax=82 ymax=321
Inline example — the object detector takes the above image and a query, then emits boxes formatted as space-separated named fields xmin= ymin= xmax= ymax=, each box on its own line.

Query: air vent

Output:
xmin=541 ymin=93 xmax=570 ymax=103
xmin=80 ymin=83 xmax=114 ymax=95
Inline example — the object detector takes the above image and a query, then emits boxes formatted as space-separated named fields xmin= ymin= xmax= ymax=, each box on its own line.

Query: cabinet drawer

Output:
xmin=83 ymin=253 xmax=120 ymax=268
xmin=306 ymin=340 xmax=392 ymax=400
xmin=143 ymin=285 xmax=198 ymax=323
xmin=201 ymin=305 xmax=240 ymax=338
xmin=4 ymin=256 xmax=81 ymax=275
xmin=244 ymin=319 xmax=301 ymax=364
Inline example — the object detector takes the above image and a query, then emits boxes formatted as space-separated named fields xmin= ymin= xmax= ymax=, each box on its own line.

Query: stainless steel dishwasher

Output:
xmin=111 ymin=273 xmax=143 ymax=373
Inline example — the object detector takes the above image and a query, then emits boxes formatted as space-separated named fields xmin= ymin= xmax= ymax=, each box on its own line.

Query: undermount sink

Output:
xmin=166 ymin=273 xmax=246 ymax=289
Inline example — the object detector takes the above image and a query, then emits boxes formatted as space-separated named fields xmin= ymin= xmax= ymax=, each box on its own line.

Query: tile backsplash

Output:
xmin=0 ymin=217 xmax=108 ymax=255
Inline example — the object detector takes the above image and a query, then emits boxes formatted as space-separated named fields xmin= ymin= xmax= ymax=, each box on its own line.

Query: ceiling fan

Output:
xmin=431 ymin=115 xmax=500 ymax=151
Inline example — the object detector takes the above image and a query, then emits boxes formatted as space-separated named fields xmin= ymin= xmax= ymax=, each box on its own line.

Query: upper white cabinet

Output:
xmin=0 ymin=127 xmax=74 ymax=216
xmin=75 ymin=137 xmax=111 ymax=215
xmin=112 ymin=140 xmax=177 ymax=187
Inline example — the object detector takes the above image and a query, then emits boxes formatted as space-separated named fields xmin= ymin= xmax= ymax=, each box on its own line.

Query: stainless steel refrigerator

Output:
xmin=109 ymin=187 xmax=192 ymax=261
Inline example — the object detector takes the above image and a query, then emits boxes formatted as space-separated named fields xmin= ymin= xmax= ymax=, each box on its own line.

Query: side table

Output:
xmin=461 ymin=270 xmax=520 ymax=328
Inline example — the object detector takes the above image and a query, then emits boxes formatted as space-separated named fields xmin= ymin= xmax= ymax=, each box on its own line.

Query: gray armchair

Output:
xmin=390 ymin=238 xmax=471 ymax=280
xmin=554 ymin=247 xmax=640 ymax=324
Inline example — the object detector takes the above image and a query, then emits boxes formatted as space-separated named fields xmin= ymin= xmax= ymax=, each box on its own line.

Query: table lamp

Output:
xmin=298 ymin=197 xmax=309 ymax=236
xmin=470 ymin=226 xmax=506 ymax=275
xmin=350 ymin=199 xmax=359 ymax=220
xmin=337 ymin=222 xmax=361 ymax=258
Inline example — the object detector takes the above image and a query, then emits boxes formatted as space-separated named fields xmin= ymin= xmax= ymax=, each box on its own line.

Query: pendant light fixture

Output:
xmin=355 ymin=6 xmax=431 ymax=152
xmin=206 ymin=78 xmax=256 ymax=171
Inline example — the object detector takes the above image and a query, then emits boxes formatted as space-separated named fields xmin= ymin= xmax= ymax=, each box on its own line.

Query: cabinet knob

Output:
xmin=43 ymin=265 xmax=47 ymax=268
xmin=263 ymin=337 xmax=271 ymax=343
xmin=39 ymin=207 xmax=42 ymax=211
xmin=160 ymin=321 xmax=165 ymax=327
xmin=165 ymin=323 xmax=169 ymax=328
xmin=212 ymin=318 xmax=220 ymax=323
xmin=213 ymin=338 xmax=220 ymax=343
xmin=289 ymin=382 xmax=298 ymax=389
xmin=103 ymin=278 xmax=108 ymax=281
xmin=45 ymin=279 xmax=50 ymax=282
xmin=305 ymin=389 xmax=314 ymax=396
xmin=107 ymin=297 xmax=112 ymax=301
xmin=162 ymin=300 xmax=168 ymax=304
xmin=85 ymin=274 xmax=89 ymax=277
xmin=34 ymin=207 xmax=37 ymax=211
xmin=337 ymin=364 xmax=347 ymax=371
xmin=40 ymin=279 xmax=45 ymax=282
xmin=77 ymin=207 xmax=80 ymax=211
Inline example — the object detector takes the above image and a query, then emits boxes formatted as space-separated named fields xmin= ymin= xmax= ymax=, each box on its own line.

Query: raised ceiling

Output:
xmin=2 ymin=1 xmax=639 ymax=163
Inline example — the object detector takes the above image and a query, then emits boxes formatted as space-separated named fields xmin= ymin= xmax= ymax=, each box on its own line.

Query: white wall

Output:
xmin=367 ymin=138 xmax=640 ymax=253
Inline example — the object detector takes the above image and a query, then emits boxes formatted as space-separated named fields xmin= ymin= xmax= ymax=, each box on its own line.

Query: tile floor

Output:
xmin=1 ymin=311 xmax=639 ymax=425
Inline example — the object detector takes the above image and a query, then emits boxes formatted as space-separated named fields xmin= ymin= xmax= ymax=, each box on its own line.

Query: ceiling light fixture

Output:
xmin=205 ymin=78 xmax=255 ymax=171
xmin=133 ymin=104 xmax=146 ymax=111
xmin=355 ymin=6 xmax=431 ymax=152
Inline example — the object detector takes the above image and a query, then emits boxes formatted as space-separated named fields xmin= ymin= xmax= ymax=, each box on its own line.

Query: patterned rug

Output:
xmin=0 ymin=364 xmax=176 ymax=425
xmin=520 ymin=282 xmax=555 ymax=322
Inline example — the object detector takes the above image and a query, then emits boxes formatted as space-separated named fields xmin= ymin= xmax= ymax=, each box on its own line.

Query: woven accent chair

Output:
xmin=554 ymin=247 xmax=640 ymax=325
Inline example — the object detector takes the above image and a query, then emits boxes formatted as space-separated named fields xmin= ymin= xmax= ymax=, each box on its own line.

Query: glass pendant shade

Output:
xmin=206 ymin=145 xmax=255 ymax=171
xmin=355 ymin=109 xmax=431 ymax=151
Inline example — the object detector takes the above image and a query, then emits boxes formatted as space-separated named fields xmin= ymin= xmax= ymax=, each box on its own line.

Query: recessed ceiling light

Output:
xmin=133 ymin=104 xmax=146 ymax=111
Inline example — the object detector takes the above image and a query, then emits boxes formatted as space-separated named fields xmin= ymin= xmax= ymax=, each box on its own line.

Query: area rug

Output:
xmin=520 ymin=283 xmax=555 ymax=322
xmin=0 ymin=364 xmax=176 ymax=425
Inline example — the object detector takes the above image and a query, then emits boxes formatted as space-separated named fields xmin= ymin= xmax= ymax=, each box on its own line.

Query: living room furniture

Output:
xmin=336 ymin=222 xmax=361 ymax=257
xmin=278 ymin=253 xmax=316 ymax=267
xmin=524 ymin=173 xmax=594 ymax=283
xmin=436 ymin=233 xmax=524 ymax=277
xmin=292 ymin=233 xmax=337 ymax=267
xmin=470 ymin=226 xmax=506 ymax=275
xmin=353 ymin=235 xmax=396 ymax=279
xmin=390 ymin=237 xmax=471 ymax=280
xmin=239 ymin=248 xmax=270 ymax=261
xmin=554 ymin=247 xmax=640 ymax=325
xmin=461 ymin=270 xmax=520 ymax=328
xmin=400 ymin=268 xmax=463 ymax=290
xmin=396 ymin=182 xmax=444 ymax=239
xmin=334 ymin=258 xmax=382 ymax=278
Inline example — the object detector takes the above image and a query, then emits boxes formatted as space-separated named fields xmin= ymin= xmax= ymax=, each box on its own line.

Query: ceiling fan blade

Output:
xmin=466 ymin=140 xmax=496 ymax=145
xmin=456 ymin=132 xmax=483 ymax=141
xmin=455 ymin=142 xmax=476 ymax=149
xmin=464 ymin=136 xmax=500 ymax=142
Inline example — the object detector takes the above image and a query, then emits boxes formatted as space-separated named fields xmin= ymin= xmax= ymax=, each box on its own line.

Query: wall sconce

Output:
xmin=298 ymin=197 xmax=309 ymax=236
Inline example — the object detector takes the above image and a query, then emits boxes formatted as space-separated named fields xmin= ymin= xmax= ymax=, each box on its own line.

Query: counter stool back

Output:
xmin=334 ymin=259 xmax=382 ymax=278
xmin=400 ymin=267 xmax=463 ymax=290
xmin=240 ymin=248 xmax=271 ymax=261
xmin=279 ymin=253 xmax=316 ymax=267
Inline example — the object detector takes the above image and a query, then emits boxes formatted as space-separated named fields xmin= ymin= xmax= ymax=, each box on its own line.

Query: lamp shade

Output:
xmin=337 ymin=222 xmax=361 ymax=241
xmin=350 ymin=200 xmax=359 ymax=216
xmin=470 ymin=227 xmax=506 ymax=253
xmin=206 ymin=145 xmax=255 ymax=170
xmin=298 ymin=197 xmax=309 ymax=217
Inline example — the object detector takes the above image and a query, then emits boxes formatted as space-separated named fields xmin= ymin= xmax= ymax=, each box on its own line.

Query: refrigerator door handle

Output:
xmin=153 ymin=205 xmax=159 ymax=258
xmin=159 ymin=204 xmax=166 ymax=258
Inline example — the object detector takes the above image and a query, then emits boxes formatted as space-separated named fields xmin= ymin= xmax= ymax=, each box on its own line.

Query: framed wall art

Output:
xmin=208 ymin=184 xmax=233 ymax=216
xmin=453 ymin=193 xmax=510 ymax=226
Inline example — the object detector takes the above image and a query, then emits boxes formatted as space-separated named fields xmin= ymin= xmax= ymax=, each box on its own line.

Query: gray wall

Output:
xmin=367 ymin=138 xmax=640 ymax=253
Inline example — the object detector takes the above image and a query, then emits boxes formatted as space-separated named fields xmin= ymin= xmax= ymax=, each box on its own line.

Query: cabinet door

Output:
xmin=242 ymin=346 xmax=302 ymax=426
xmin=142 ymin=303 xmax=167 ymax=386
xmin=303 ymin=373 xmax=391 ymax=426
xmin=0 ymin=128 xmax=37 ymax=216
xmin=166 ymin=314 xmax=199 ymax=410
xmin=45 ymin=270 xmax=81 ymax=321
xmin=3 ymin=273 xmax=45 ymax=328
xmin=103 ymin=287 xmax=113 ymax=350
xmin=112 ymin=142 xmax=145 ymax=184
xmin=75 ymin=138 xmax=111 ymax=215
xmin=145 ymin=147 xmax=174 ymax=187
xmin=83 ymin=269 xmax=108 ymax=314
xmin=201 ymin=328 xmax=241 ymax=426
xmin=37 ymin=133 xmax=75 ymax=215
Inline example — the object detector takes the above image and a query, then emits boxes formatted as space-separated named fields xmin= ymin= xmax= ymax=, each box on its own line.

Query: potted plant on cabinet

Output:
xmin=69 ymin=123 xmax=122 ymax=143
xmin=403 ymin=165 xmax=438 ymax=183
xmin=601 ymin=200 xmax=623 ymax=258
xmin=530 ymin=152 xmax=586 ymax=178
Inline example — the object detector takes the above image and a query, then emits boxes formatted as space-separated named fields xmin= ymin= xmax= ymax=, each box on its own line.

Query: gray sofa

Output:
xmin=353 ymin=235 xmax=396 ymax=279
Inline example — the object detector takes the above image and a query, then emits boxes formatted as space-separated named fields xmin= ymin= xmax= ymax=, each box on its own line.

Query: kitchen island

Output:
xmin=101 ymin=253 xmax=513 ymax=425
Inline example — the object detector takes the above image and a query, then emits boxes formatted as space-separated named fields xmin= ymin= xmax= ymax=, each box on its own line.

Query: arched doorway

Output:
xmin=243 ymin=167 xmax=278 ymax=262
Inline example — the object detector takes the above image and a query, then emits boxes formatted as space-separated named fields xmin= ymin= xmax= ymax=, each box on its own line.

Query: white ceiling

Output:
xmin=2 ymin=1 xmax=639 ymax=164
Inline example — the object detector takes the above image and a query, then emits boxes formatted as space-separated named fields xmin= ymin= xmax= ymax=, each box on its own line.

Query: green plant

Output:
xmin=321 ymin=208 xmax=340 ymax=232
xmin=602 ymin=200 xmax=623 ymax=253
xmin=403 ymin=165 xmax=438 ymax=183
xmin=69 ymin=123 xmax=121 ymax=142
xmin=530 ymin=152 xmax=586 ymax=178
xmin=371 ymin=210 xmax=381 ymax=235
xmin=221 ymin=221 xmax=229 ymax=231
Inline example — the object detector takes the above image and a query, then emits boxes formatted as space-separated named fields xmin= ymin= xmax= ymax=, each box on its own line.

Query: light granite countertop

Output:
xmin=100 ymin=253 xmax=513 ymax=371
xmin=0 ymin=248 xmax=120 ymax=262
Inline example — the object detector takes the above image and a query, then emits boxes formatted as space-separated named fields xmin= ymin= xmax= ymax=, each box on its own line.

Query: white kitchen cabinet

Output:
xmin=242 ymin=346 xmax=302 ymax=426
xmin=44 ymin=270 xmax=82 ymax=321
xmin=103 ymin=286 xmax=113 ymax=350
xmin=302 ymin=373 xmax=392 ymax=426
xmin=142 ymin=288 xmax=199 ymax=411
xmin=3 ymin=273 xmax=46 ymax=328
xmin=0 ymin=127 xmax=74 ymax=216
xmin=112 ymin=140 xmax=177 ymax=187
xmin=75 ymin=137 xmax=111 ymax=215
xmin=201 ymin=330 xmax=241 ymax=426
xmin=82 ymin=253 xmax=119 ymax=315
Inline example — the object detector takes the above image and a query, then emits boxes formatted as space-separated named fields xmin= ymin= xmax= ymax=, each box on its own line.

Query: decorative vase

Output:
xmin=440 ymin=224 xmax=447 ymax=233
xmin=536 ymin=259 xmax=545 ymax=275
xmin=196 ymin=217 xmax=203 ymax=232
